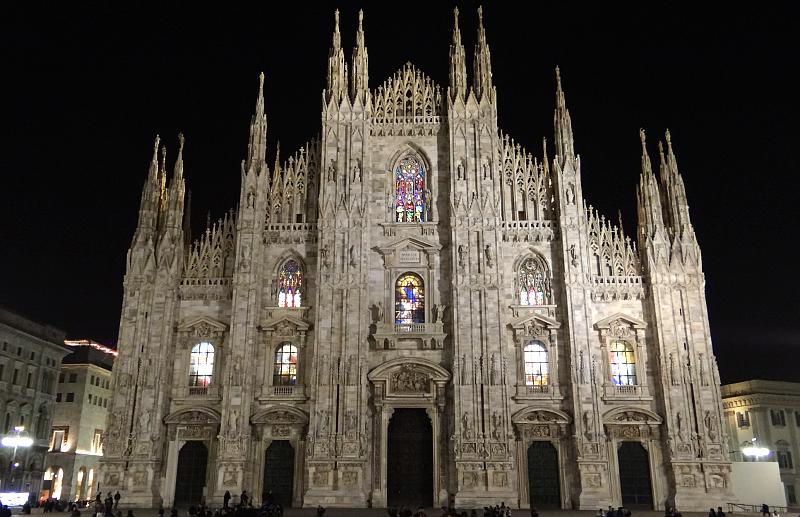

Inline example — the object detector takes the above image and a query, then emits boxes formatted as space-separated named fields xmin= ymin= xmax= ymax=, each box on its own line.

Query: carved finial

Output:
xmin=639 ymin=128 xmax=646 ymax=146
xmin=334 ymin=9 xmax=340 ymax=30
xmin=454 ymin=6 xmax=459 ymax=24
xmin=258 ymin=71 xmax=265 ymax=93
xmin=152 ymin=135 xmax=161 ymax=155
xmin=178 ymin=133 xmax=185 ymax=153
xmin=358 ymin=9 xmax=363 ymax=29
xmin=477 ymin=6 xmax=484 ymax=28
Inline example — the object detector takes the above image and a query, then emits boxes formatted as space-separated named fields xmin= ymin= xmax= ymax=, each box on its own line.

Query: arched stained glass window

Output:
xmin=518 ymin=257 xmax=548 ymax=306
xmin=395 ymin=272 xmax=425 ymax=324
xmin=189 ymin=342 xmax=214 ymax=387
xmin=394 ymin=155 xmax=426 ymax=223
xmin=523 ymin=341 xmax=549 ymax=386
xmin=609 ymin=340 xmax=636 ymax=386
xmin=278 ymin=259 xmax=303 ymax=308
xmin=273 ymin=343 xmax=298 ymax=386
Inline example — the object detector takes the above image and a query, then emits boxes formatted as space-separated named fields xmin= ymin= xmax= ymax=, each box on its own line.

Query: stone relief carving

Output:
xmin=608 ymin=318 xmax=632 ymax=338
xmin=390 ymin=364 xmax=430 ymax=393
xmin=227 ymin=409 xmax=240 ymax=439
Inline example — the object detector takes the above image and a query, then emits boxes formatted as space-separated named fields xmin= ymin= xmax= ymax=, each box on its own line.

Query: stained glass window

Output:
xmin=273 ymin=343 xmax=298 ymax=386
xmin=609 ymin=340 xmax=636 ymax=386
xmin=278 ymin=259 xmax=303 ymax=308
xmin=395 ymin=272 xmax=425 ymax=324
xmin=523 ymin=341 xmax=549 ymax=386
xmin=518 ymin=257 xmax=548 ymax=306
xmin=394 ymin=156 xmax=426 ymax=223
xmin=189 ymin=342 xmax=214 ymax=387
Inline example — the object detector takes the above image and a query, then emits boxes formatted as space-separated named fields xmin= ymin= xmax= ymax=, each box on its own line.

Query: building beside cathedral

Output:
xmin=99 ymin=7 xmax=733 ymax=511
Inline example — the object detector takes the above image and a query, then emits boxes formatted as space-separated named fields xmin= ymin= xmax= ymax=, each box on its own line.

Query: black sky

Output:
xmin=2 ymin=3 xmax=798 ymax=384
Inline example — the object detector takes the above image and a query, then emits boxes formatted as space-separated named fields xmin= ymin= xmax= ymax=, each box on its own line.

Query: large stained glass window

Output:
xmin=609 ymin=340 xmax=636 ymax=386
xmin=273 ymin=343 xmax=298 ymax=386
xmin=189 ymin=342 xmax=214 ymax=386
xmin=395 ymin=272 xmax=425 ymax=324
xmin=394 ymin=155 xmax=426 ymax=223
xmin=518 ymin=257 xmax=548 ymax=306
xmin=523 ymin=341 xmax=549 ymax=386
xmin=278 ymin=259 xmax=303 ymax=308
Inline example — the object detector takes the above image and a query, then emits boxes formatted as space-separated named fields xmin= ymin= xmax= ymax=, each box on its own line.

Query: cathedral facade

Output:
xmin=100 ymin=8 xmax=733 ymax=511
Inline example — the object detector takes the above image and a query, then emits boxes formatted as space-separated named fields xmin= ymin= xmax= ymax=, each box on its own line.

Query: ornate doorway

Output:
xmin=263 ymin=440 xmax=294 ymax=508
xmin=387 ymin=408 xmax=433 ymax=508
xmin=527 ymin=441 xmax=560 ymax=508
xmin=617 ymin=441 xmax=652 ymax=506
xmin=174 ymin=441 xmax=208 ymax=506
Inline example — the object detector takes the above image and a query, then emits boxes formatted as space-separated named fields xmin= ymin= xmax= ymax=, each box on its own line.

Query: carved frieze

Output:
xmin=390 ymin=364 xmax=431 ymax=393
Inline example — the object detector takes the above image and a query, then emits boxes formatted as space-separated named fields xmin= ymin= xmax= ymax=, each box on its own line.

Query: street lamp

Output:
xmin=1 ymin=426 xmax=34 ymax=490
xmin=741 ymin=437 xmax=770 ymax=460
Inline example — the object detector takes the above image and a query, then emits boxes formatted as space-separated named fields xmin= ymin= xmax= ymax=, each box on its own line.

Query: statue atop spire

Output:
xmin=326 ymin=9 xmax=347 ymax=104
xmin=449 ymin=7 xmax=466 ymax=100
xmin=350 ymin=9 xmax=369 ymax=104
xmin=472 ymin=6 xmax=493 ymax=101
xmin=554 ymin=66 xmax=575 ymax=162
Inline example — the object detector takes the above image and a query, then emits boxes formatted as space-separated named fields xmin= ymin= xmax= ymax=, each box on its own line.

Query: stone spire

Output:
xmin=245 ymin=73 xmax=267 ymax=173
xmin=636 ymin=129 xmax=665 ymax=235
xmin=350 ymin=9 xmax=369 ymax=104
xmin=472 ymin=6 xmax=493 ymax=100
xmin=135 ymin=135 xmax=162 ymax=235
xmin=553 ymin=66 xmax=575 ymax=163
xmin=660 ymin=130 xmax=693 ymax=233
xmin=326 ymin=9 xmax=348 ymax=104
xmin=166 ymin=133 xmax=186 ymax=228
xmin=449 ymin=7 xmax=467 ymax=100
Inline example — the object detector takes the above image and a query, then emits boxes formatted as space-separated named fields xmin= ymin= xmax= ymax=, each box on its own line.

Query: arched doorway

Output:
xmin=263 ymin=440 xmax=294 ymax=508
xmin=527 ymin=441 xmax=560 ymax=508
xmin=174 ymin=441 xmax=208 ymax=506
xmin=387 ymin=408 xmax=433 ymax=508
xmin=617 ymin=441 xmax=653 ymax=507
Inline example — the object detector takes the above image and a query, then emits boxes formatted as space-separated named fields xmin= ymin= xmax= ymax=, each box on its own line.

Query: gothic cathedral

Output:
xmin=100 ymin=7 xmax=733 ymax=511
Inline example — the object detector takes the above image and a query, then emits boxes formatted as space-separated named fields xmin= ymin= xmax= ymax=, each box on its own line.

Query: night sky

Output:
xmin=2 ymin=3 xmax=797 ymax=384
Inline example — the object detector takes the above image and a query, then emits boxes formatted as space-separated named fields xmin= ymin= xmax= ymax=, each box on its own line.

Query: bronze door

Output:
xmin=174 ymin=441 xmax=208 ymax=506
xmin=387 ymin=408 xmax=433 ymax=508
xmin=527 ymin=441 xmax=561 ymax=508
xmin=263 ymin=440 xmax=294 ymax=508
xmin=617 ymin=441 xmax=653 ymax=507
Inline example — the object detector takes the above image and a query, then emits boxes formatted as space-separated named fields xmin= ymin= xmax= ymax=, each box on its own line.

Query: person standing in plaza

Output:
xmin=114 ymin=492 xmax=121 ymax=510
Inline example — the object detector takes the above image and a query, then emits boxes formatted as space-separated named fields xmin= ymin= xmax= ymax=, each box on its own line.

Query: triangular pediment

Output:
xmin=377 ymin=236 xmax=442 ymax=255
xmin=261 ymin=315 xmax=311 ymax=332
xmin=509 ymin=312 xmax=560 ymax=330
xmin=593 ymin=313 xmax=646 ymax=330
xmin=176 ymin=316 xmax=228 ymax=333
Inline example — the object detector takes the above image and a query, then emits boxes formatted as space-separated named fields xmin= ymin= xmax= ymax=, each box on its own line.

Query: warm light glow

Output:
xmin=64 ymin=339 xmax=119 ymax=357
xmin=742 ymin=446 xmax=770 ymax=458
xmin=1 ymin=436 xmax=33 ymax=448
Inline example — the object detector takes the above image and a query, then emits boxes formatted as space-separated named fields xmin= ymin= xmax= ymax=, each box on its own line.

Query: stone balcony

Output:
xmin=601 ymin=384 xmax=652 ymax=402
xmin=373 ymin=322 xmax=446 ymax=350
xmin=257 ymin=384 xmax=307 ymax=402
xmin=513 ymin=383 xmax=564 ymax=401
xmin=172 ymin=385 xmax=222 ymax=403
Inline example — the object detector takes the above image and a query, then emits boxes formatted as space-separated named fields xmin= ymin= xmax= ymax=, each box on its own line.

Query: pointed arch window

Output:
xmin=609 ymin=340 xmax=636 ymax=386
xmin=395 ymin=272 xmax=425 ymax=324
xmin=518 ymin=256 xmax=549 ymax=305
xmin=278 ymin=259 xmax=303 ymax=308
xmin=189 ymin=342 xmax=214 ymax=387
xmin=273 ymin=343 xmax=298 ymax=386
xmin=394 ymin=155 xmax=426 ymax=223
xmin=523 ymin=341 xmax=549 ymax=386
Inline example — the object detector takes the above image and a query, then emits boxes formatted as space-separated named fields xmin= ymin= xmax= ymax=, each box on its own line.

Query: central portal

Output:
xmin=387 ymin=408 xmax=433 ymax=508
